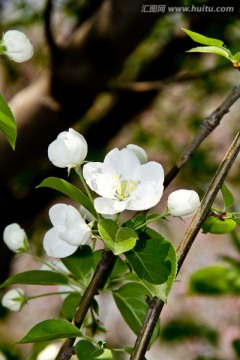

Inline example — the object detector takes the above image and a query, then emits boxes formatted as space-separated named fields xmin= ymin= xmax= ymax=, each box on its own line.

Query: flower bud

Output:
xmin=1 ymin=288 xmax=25 ymax=312
xmin=3 ymin=223 xmax=28 ymax=253
xmin=167 ymin=189 xmax=200 ymax=218
xmin=48 ymin=128 xmax=88 ymax=170
xmin=2 ymin=30 xmax=33 ymax=62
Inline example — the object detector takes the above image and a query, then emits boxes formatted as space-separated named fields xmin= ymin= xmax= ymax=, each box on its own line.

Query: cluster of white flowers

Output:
xmin=40 ymin=128 xmax=200 ymax=258
xmin=2 ymin=128 xmax=200 ymax=269
xmin=0 ymin=30 xmax=33 ymax=63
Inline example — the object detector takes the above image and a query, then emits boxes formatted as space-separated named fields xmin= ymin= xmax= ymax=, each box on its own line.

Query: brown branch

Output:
xmin=164 ymin=84 xmax=240 ymax=188
xmin=44 ymin=0 xmax=59 ymax=53
xmin=55 ymin=249 xmax=116 ymax=360
xmin=111 ymin=65 xmax=227 ymax=93
xmin=130 ymin=131 xmax=240 ymax=360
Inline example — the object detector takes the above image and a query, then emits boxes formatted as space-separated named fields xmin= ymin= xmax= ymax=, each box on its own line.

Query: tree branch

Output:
xmin=130 ymin=131 xmax=240 ymax=360
xmin=44 ymin=0 xmax=58 ymax=53
xmin=164 ymin=84 xmax=240 ymax=188
xmin=55 ymin=249 xmax=116 ymax=360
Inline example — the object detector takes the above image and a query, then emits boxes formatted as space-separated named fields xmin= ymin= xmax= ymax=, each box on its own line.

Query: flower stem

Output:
xmin=27 ymin=291 xmax=73 ymax=301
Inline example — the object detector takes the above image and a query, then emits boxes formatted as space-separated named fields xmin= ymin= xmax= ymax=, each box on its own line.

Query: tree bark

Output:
xmin=0 ymin=0 xmax=164 ymax=185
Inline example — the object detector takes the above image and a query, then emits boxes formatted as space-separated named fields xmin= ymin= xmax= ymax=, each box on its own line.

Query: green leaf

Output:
xmin=0 ymin=270 xmax=68 ymax=289
xmin=221 ymin=183 xmax=234 ymax=209
xmin=61 ymin=246 xmax=94 ymax=284
xmin=186 ymin=46 xmax=232 ymax=60
xmin=36 ymin=177 xmax=97 ymax=218
xmin=125 ymin=228 xmax=177 ymax=302
xmin=62 ymin=293 xmax=82 ymax=321
xmin=75 ymin=340 xmax=112 ymax=359
xmin=202 ymin=216 xmax=236 ymax=234
xmin=112 ymin=282 xmax=159 ymax=345
xmin=16 ymin=319 xmax=81 ymax=343
xmin=182 ymin=28 xmax=224 ymax=47
xmin=233 ymin=51 xmax=240 ymax=60
xmin=123 ymin=213 xmax=162 ymax=231
xmin=123 ymin=215 xmax=147 ymax=230
xmin=125 ymin=228 xmax=173 ymax=284
xmin=161 ymin=317 xmax=218 ymax=345
xmin=109 ymin=257 xmax=129 ymax=279
xmin=188 ymin=264 xmax=240 ymax=295
xmin=0 ymin=93 xmax=17 ymax=149
xmin=98 ymin=219 xmax=138 ymax=255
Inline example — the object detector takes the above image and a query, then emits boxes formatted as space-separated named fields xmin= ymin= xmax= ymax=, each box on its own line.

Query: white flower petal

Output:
xmin=83 ymin=162 xmax=117 ymax=198
xmin=127 ymin=181 xmax=164 ymax=210
xmin=80 ymin=205 xmax=96 ymax=222
xmin=132 ymin=161 xmax=164 ymax=182
xmin=126 ymin=144 xmax=148 ymax=164
xmin=3 ymin=30 xmax=34 ymax=63
xmin=43 ymin=227 xmax=78 ymax=258
xmin=94 ymin=197 xmax=128 ymax=214
xmin=104 ymin=148 xmax=140 ymax=178
xmin=59 ymin=218 xmax=91 ymax=246
xmin=49 ymin=204 xmax=70 ymax=226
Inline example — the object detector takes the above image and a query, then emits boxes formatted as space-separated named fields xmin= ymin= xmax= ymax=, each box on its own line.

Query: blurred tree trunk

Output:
xmin=0 ymin=0 xmax=172 ymax=281
xmin=0 ymin=0 xmax=166 ymax=184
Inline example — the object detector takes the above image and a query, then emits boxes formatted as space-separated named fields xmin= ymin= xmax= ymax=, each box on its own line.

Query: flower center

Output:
xmin=114 ymin=178 xmax=139 ymax=201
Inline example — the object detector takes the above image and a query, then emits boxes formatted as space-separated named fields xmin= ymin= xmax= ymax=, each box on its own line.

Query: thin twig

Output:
xmin=130 ymin=131 xmax=240 ymax=360
xmin=110 ymin=65 xmax=227 ymax=93
xmin=164 ymin=85 xmax=240 ymax=188
xmin=55 ymin=250 xmax=116 ymax=360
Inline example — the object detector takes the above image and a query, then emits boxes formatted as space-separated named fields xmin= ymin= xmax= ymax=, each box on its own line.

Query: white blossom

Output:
xmin=3 ymin=223 xmax=28 ymax=253
xmin=167 ymin=189 xmax=200 ymax=218
xmin=43 ymin=203 xmax=92 ymax=258
xmin=2 ymin=288 xmax=25 ymax=312
xmin=83 ymin=147 xmax=164 ymax=215
xmin=1 ymin=30 xmax=33 ymax=62
xmin=48 ymin=128 xmax=88 ymax=170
